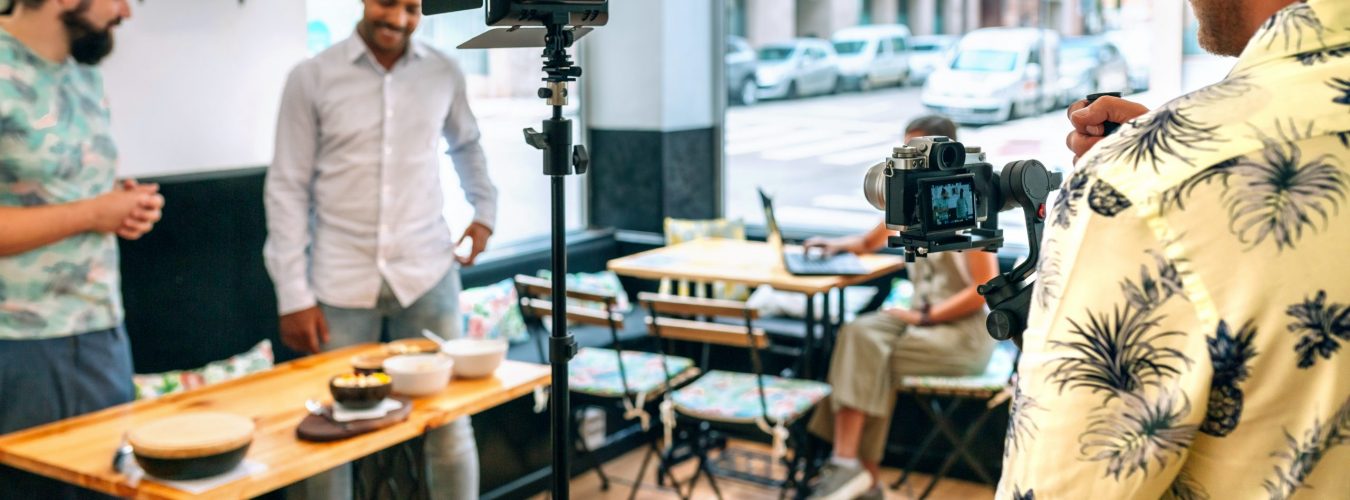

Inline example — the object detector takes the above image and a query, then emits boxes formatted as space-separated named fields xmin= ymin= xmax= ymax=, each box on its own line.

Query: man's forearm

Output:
xmin=0 ymin=202 xmax=95 ymax=257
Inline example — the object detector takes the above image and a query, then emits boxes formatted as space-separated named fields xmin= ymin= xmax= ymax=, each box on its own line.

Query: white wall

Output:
xmin=102 ymin=0 xmax=307 ymax=177
xmin=587 ymin=0 xmax=715 ymax=132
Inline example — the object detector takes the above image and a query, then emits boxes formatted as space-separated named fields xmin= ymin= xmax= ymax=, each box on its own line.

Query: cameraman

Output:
xmin=1003 ymin=0 xmax=1348 ymax=498
xmin=804 ymin=115 xmax=1000 ymax=500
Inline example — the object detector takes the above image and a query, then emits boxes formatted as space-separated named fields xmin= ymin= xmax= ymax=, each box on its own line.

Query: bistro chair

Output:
xmin=513 ymin=275 xmax=699 ymax=496
xmin=639 ymin=292 xmax=832 ymax=499
xmin=889 ymin=341 xmax=1019 ymax=499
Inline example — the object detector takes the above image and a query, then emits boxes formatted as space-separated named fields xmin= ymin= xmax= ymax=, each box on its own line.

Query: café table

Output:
xmin=607 ymin=238 xmax=905 ymax=378
xmin=0 ymin=344 xmax=550 ymax=499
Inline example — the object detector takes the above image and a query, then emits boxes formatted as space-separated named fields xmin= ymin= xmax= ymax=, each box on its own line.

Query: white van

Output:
xmin=921 ymin=28 xmax=1059 ymax=124
xmin=831 ymin=24 xmax=911 ymax=91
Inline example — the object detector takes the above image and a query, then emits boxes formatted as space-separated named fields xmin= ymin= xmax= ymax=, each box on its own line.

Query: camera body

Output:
xmin=485 ymin=0 xmax=608 ymax=27
xmin=863 ymin=136 xmax=1003 ymax=258
xmin=425 ymin=0 xmax=608 ymax=26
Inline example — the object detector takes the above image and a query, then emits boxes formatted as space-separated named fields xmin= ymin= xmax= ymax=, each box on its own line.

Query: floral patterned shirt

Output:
xmin=0 ymin=28 xmax=122 ymax=340
xmin=1000 ymin=1 xmax=1350 ymax=499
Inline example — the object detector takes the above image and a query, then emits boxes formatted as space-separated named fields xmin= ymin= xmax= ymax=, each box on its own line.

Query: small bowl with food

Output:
xmin=440 ymin=338 xmax=508 ymax=379
xmin=329 ymin=372 xmax=393 ymax=410
xmin=382 ymin=354 xmax=454 ymax=397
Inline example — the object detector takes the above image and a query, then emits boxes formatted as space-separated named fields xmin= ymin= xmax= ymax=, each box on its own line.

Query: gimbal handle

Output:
xmin=979 ymin=160 xmax=1061 ymax=343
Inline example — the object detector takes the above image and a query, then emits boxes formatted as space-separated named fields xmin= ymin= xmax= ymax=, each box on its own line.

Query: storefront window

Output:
xmin=720 ymin=0 xmax=1190 ymax=251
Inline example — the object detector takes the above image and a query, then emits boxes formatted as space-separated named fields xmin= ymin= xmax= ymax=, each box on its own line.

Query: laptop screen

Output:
xmin=758 ymin=188 xmax=785 ymax=257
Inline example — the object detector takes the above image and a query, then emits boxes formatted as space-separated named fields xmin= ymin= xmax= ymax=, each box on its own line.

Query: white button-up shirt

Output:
xmin=264 ymin=33 xmax=497 ymax=315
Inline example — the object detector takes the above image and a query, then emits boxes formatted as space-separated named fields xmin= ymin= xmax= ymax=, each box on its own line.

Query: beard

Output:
xmin=62 ymin=8 xmax=116 ymax=65
xmin=1191 ymin=0 xmax=1248 ymax=57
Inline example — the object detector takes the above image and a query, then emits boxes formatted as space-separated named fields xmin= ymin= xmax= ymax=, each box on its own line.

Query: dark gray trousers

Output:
xmin=0 ymin=326 xmax=134 ymax=499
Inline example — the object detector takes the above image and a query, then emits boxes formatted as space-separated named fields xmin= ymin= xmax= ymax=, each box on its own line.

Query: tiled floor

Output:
xmin=534 ymin=440 xmax=995 ymax=499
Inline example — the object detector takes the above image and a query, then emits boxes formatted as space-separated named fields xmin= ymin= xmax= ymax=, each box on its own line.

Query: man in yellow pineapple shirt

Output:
xmin=1001 ymin=0 xmax=1349 ymax=498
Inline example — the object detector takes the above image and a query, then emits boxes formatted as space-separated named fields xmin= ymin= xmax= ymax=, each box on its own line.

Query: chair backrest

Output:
xmin=639 ymin=293 xmax=766 ymax=349
xmin=513 ymin=274 xmax=625 ymax=329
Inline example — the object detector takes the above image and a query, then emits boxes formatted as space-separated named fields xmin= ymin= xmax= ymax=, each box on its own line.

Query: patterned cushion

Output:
xmin=133 ymin=340 xmax=274 ymax=400
xmin=460 ymin=278 xmax=529 ymax=344
xmin=535 ymin=270 xmax=631 ymax=313
xmin=900 ymin=341 xmax=1018 ymax=393
xmin=671 ymin=370 xmax=831 ymax=424
xmin=661 ymin=218 xmax=751 ymax=301
xmin=570 ymin=348 xmax=696 ymax=398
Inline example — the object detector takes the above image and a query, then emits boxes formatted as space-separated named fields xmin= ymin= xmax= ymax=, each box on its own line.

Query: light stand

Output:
xmin=520 ymin=18 xmax=590 ymax=499
xmin=421 ymin=4 xmax=601 ymax=496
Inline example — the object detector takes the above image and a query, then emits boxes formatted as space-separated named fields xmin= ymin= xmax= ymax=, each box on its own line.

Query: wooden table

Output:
xmin=0 ymin=345 xmax=550 ymax=499
xmin=608 ymin=238 xmax=905 ymax=377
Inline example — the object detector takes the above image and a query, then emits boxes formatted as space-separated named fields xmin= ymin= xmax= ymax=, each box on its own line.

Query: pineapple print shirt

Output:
xmin=0 ymin=28 xmax=122 ymax=340
xmin=999 ymin=1 xmax=1350 ymax=499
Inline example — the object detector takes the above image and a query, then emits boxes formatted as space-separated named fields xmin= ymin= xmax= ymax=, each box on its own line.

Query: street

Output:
xmin=725 ymin=84 xmax=1077 ymax=244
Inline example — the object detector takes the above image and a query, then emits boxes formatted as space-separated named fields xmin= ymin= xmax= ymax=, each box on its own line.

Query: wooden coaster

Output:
xmin=128 ymin=412 xmax=255 ymax=459
xmin=295 ymin=398 xmax=413 ymax=442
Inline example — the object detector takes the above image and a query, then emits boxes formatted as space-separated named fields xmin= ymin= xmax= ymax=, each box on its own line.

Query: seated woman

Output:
xmin=804 ymin=115 xmax=999 ymax=500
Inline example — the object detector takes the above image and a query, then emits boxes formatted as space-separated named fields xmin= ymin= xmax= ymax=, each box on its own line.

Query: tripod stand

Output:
xmin=521 ymin=18 xmax=590 ymax=500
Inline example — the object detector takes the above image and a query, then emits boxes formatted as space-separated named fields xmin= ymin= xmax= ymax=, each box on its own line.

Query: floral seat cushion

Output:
xmin=569 ymin=347 xmax=697 ymax=398
xmin=671 ymin=370 xmax=831 ymax=425
xmin=900 ymin=341 xmax=1017 ymax=393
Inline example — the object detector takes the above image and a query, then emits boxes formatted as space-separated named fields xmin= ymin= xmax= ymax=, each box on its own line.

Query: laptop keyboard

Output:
xmin=786 ymin=254 xmax=866 ymax=275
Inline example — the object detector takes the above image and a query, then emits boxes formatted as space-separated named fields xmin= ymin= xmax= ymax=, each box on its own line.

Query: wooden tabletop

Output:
xmin=0 ymin=345 xmax=550 ymax=499
xmin=608 ymin=238 xmax=905 ymax=295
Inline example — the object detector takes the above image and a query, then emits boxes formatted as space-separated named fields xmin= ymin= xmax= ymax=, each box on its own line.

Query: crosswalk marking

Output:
xmin=726 ymin=129 xmax=850 ymax=156
xmin=761 ymin=133 xmax=895 ymax=161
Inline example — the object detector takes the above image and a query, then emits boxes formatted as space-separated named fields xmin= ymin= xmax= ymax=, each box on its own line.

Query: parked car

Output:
xmin=1057 ymin=36 xmax=1131 ymax=106
xmin=921 ymin=28 xmax=1060 ymax=124
xmin=754 ymin=38 xmax=841 ymax=100
xmin=831 ymin=24 xmax=911 ymax=91
xmin=727 ymin=36 xmax=759 ymax=105
xmin=1103 ymin=29 xmax=1150 ymax=91
xmin=906 ymin=34 xmax=958 ymax=85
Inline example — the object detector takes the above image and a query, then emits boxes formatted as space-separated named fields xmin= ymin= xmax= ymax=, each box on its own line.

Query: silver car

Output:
xmin=755 ymin=38 xmax=841 ymax=100
xmin=906 ymin=35 xmax=958 ymax=85
xmin=727 ymin=36 xmax=759 ymax=105
xmin=1057 ymin=37 xmax=1131 ymax=106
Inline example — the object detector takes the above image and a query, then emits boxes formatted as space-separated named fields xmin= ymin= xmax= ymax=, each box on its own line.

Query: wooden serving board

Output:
xmin=296 ymin=399 xmax=414 ymax=442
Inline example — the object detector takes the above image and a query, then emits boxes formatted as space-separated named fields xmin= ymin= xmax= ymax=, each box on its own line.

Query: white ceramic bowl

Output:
xmin=440 ymin=339 xmax=508 ymax=379
xmin=382 ymin=354 xmax=453 ymax=397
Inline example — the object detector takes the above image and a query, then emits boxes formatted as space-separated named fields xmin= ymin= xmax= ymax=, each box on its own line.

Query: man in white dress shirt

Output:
xmin=263 ymin=0 xmax=496 ymax=498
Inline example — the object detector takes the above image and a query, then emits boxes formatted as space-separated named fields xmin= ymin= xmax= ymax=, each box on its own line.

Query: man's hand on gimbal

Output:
xmin=1065 ymin=95 xmax=1149 ymax=164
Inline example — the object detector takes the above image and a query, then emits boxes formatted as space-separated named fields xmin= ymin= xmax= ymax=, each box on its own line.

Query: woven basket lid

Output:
xmin=128 ymin=412 xmax=255 ymax=459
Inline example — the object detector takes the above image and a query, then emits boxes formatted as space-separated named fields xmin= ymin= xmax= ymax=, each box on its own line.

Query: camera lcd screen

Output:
xmin=920 ymin=175 xmax=977 ymax=232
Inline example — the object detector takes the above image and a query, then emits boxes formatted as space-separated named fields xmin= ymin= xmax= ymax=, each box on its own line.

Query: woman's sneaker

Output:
xmin=807 ymin=463 xmax=871 ymax=500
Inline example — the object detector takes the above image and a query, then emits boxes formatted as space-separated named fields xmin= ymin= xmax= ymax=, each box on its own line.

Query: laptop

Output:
xmin=759 ymin=188 xmax=869 ymax=276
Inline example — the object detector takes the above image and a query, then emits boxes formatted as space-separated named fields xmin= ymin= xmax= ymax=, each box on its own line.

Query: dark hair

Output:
xmin=905 ymin=114 xmax=958 ymax=140
xmin=3 ymin=0 xmax=47 ymax=15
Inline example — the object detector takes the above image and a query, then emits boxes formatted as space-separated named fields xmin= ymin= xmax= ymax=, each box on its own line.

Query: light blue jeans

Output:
xmin=287 ymin=268 xmax=480 ymax=500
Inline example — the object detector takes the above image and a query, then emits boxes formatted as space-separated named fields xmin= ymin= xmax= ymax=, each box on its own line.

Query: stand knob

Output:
xmin=573 ymin=145 xmax=589 ymax=175
xmin=987 ymin=309 xmax=1020 ymax=341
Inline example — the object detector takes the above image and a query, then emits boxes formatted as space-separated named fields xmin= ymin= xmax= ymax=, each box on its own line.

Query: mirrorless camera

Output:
xmin=861 ymin=136 xmax=1062 ymax=342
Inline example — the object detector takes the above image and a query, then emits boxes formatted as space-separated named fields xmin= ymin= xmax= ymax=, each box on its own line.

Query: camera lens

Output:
xmin=863 ymin=161 xmax=888 ymax=211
